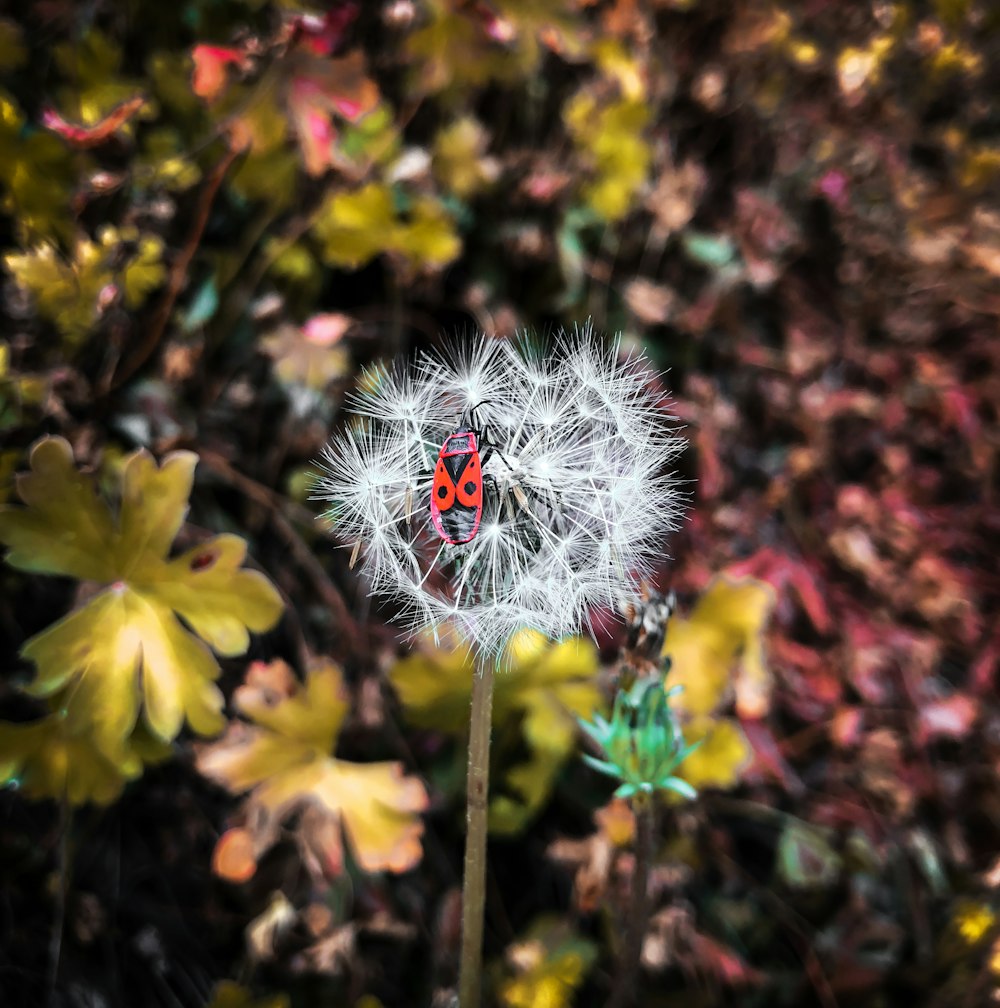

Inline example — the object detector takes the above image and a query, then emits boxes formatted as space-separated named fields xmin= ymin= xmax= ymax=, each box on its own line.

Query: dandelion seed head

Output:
xmin=314 ymin=324 xmax=686 ymax=658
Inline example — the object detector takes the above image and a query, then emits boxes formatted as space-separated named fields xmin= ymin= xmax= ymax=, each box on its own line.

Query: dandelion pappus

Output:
xmin=314 ymin=328 xmax=686 ymax=658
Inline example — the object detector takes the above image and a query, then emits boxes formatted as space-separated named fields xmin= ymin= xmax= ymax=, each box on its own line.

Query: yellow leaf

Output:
xmin=396 ymin=196 xmax=462 ymax=268
xmin=204 ymin=980 xmax=289 ymax=1008
xmin=0 ymin=437 xmax=283 ymax=760
xmin=265 ymin=241 xmax=319 ymax=286
xmin=312 ymin=182 xmax=461 ymax=271
xmin=677 ymin=717 xmax=751 ymax=790
xmin=952 ymin=900 xmax=996 ymax=945
xmin=0 ymin=113 xmax=75 ymax=244
xmin=659 ymin=577 xmax=772 ymax=792
xmin=122 ymin=236 xmax=166 ymax=307
xmin=0 ymin=714 xmax=167 ymax=805
xmin=405 ymin=1 xmax=586 ymax=93
xmin=228 ymin=91 xmax=288 ymax=155
xmin=662 ymin=576 xmax=774 ymax=718
xmin=147 ymin=135 xmax=194 ymax=181
xmin=230 ymin=144 xmax=299 ymax=209
xmin=405 ymin=10 xmax=507 ymax=93
xmin=312 ymin=182 xmax=397 ymax=269
xmin=197 ymin=659 xmax=429 ymax=874
xmin=432 ymin=116 xmax=498 ymax=198
xmin=0 ymin=437 xmax=117 ymax=580
xmin=564 ymin=94 xmax=652 ymax=221
xmin=390 ymin=630 xmax=601 ymax=834
xmin=4 ymin=227 xmax=165 ymax=343
xmin=591 ymin=39 xmax=646 ymax=101
xmin=499 ymin=918 xmax=597 ymax=1008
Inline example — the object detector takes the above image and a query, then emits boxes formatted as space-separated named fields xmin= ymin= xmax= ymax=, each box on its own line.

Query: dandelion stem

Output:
xmin=458 ymin=652 xmax=496 ymax=1008
xmin=607 ymin=795 xmax=657 ymax=1008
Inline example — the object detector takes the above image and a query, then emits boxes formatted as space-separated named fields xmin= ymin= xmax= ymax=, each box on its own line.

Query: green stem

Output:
xmin=458 ymin=654 xmax=496 ymax=1008
xmin=607 ymin=796 xmax=656 ymax=1008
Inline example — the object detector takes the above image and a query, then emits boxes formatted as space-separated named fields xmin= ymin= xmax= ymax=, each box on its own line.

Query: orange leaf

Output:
xmin=191 ymin=44 xmax=249 ymax=100
xmin=198 ymin=659 xmax=428 ymax=874
xmin=212 ymin=827 xmax=258 ymax=883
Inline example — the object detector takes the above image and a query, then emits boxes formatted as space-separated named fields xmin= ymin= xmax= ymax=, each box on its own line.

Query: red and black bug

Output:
xmin=427 ymin=403 xmax=564 ymax=547
xmin=430 ymin=404 xmax=489 ymax=545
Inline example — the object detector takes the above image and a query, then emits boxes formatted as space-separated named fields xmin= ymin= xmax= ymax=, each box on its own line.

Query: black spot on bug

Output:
xmin=437 ymin=486 xmax=448 ymax=499
xmin=464 ymin=482 xmax=476 ymax=495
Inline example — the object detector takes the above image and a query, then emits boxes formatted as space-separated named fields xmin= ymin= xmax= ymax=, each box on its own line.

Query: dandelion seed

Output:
xmin=314 ymin=323 xmax=686 ymax=657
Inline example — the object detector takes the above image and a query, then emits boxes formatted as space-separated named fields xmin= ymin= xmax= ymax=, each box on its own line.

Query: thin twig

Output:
xmin=46 ymin=796 xmax=70 ymax=1008
xmin=197 ymin=449 xmax=364 ymax=660
xmin=108 ymin=145 xmax=240 ymax=392
xmin=457 ymin=655 xmax=496 ymax=1008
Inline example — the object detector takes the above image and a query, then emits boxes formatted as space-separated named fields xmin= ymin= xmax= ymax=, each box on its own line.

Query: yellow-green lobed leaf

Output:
xmin=0 ymin=437 xmax=284 ymax=763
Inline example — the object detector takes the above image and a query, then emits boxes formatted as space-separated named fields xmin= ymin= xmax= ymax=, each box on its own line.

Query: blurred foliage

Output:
xmin=198 ymin=657 xmax=428 ymax=875
xmin=661 ymin=576 xmax=770 ymax=790
xmin=390 ymin=629 xmax=600 ymax=834
xmin=0 ymin=0 xmax=997 ymax=1005
xmin=5 ymin=226 xmax=165 ymax=343
xmin=496 ymin=918 xmax=597 ymax=1008
xmin=203 ymin=981 xmax=289 ymax=1008
xmin=0 ymin=436 xmax=282 ymax=801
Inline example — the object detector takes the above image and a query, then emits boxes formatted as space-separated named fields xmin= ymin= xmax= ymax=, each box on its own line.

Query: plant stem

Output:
xmin=458 ymin=654 xmax=496 ymax=1008
xmin=47 ymin=796 xmax=70 ymax=1008
xmin=607 ymin=796 xmax=657 ymax=1008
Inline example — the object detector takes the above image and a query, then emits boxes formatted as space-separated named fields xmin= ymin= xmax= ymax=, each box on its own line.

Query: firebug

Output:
xmin=430 ymin=405 xmax=488 ymax=545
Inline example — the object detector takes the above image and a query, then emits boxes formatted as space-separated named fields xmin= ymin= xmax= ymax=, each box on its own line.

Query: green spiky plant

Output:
xmin=580 ymin=678 xmax=701 ymax=801
xmin=579 ymin=672 xmax=701 ymax=1008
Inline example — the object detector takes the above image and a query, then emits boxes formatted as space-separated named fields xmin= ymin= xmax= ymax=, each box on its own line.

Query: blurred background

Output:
xmin=0 ymin=1 xmax=997 ymax=1006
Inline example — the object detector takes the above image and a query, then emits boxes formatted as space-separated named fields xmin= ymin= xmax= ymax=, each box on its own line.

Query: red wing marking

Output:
xmin=432 ymin=458 xmax=456 ymax=510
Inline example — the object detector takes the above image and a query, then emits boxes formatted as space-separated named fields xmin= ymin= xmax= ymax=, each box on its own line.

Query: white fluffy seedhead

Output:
xmin=314 ymin=324 xmax=686 ymax=658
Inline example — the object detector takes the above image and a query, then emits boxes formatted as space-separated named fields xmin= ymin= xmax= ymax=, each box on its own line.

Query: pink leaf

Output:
xmin=303 ymin=313 xmax=352 ymax=347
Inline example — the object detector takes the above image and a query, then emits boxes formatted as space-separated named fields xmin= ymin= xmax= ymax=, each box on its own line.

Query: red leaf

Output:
xmin=290 ymin=5 xmax=359 ymax=56
xmin=688 ymin=931 xmax=765 ymax=986
xmin=740 ymin=719 xmax=804 ymax=795
xmin=42 ymin=95 xmax=147 ymax=148
xmin=726 ymin=548 xmax=832 ymax=634
xmin=191 ymin=45 xmax=249 ymax=100
xmin=971 ymin=630 xmax=1000 ymax=694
